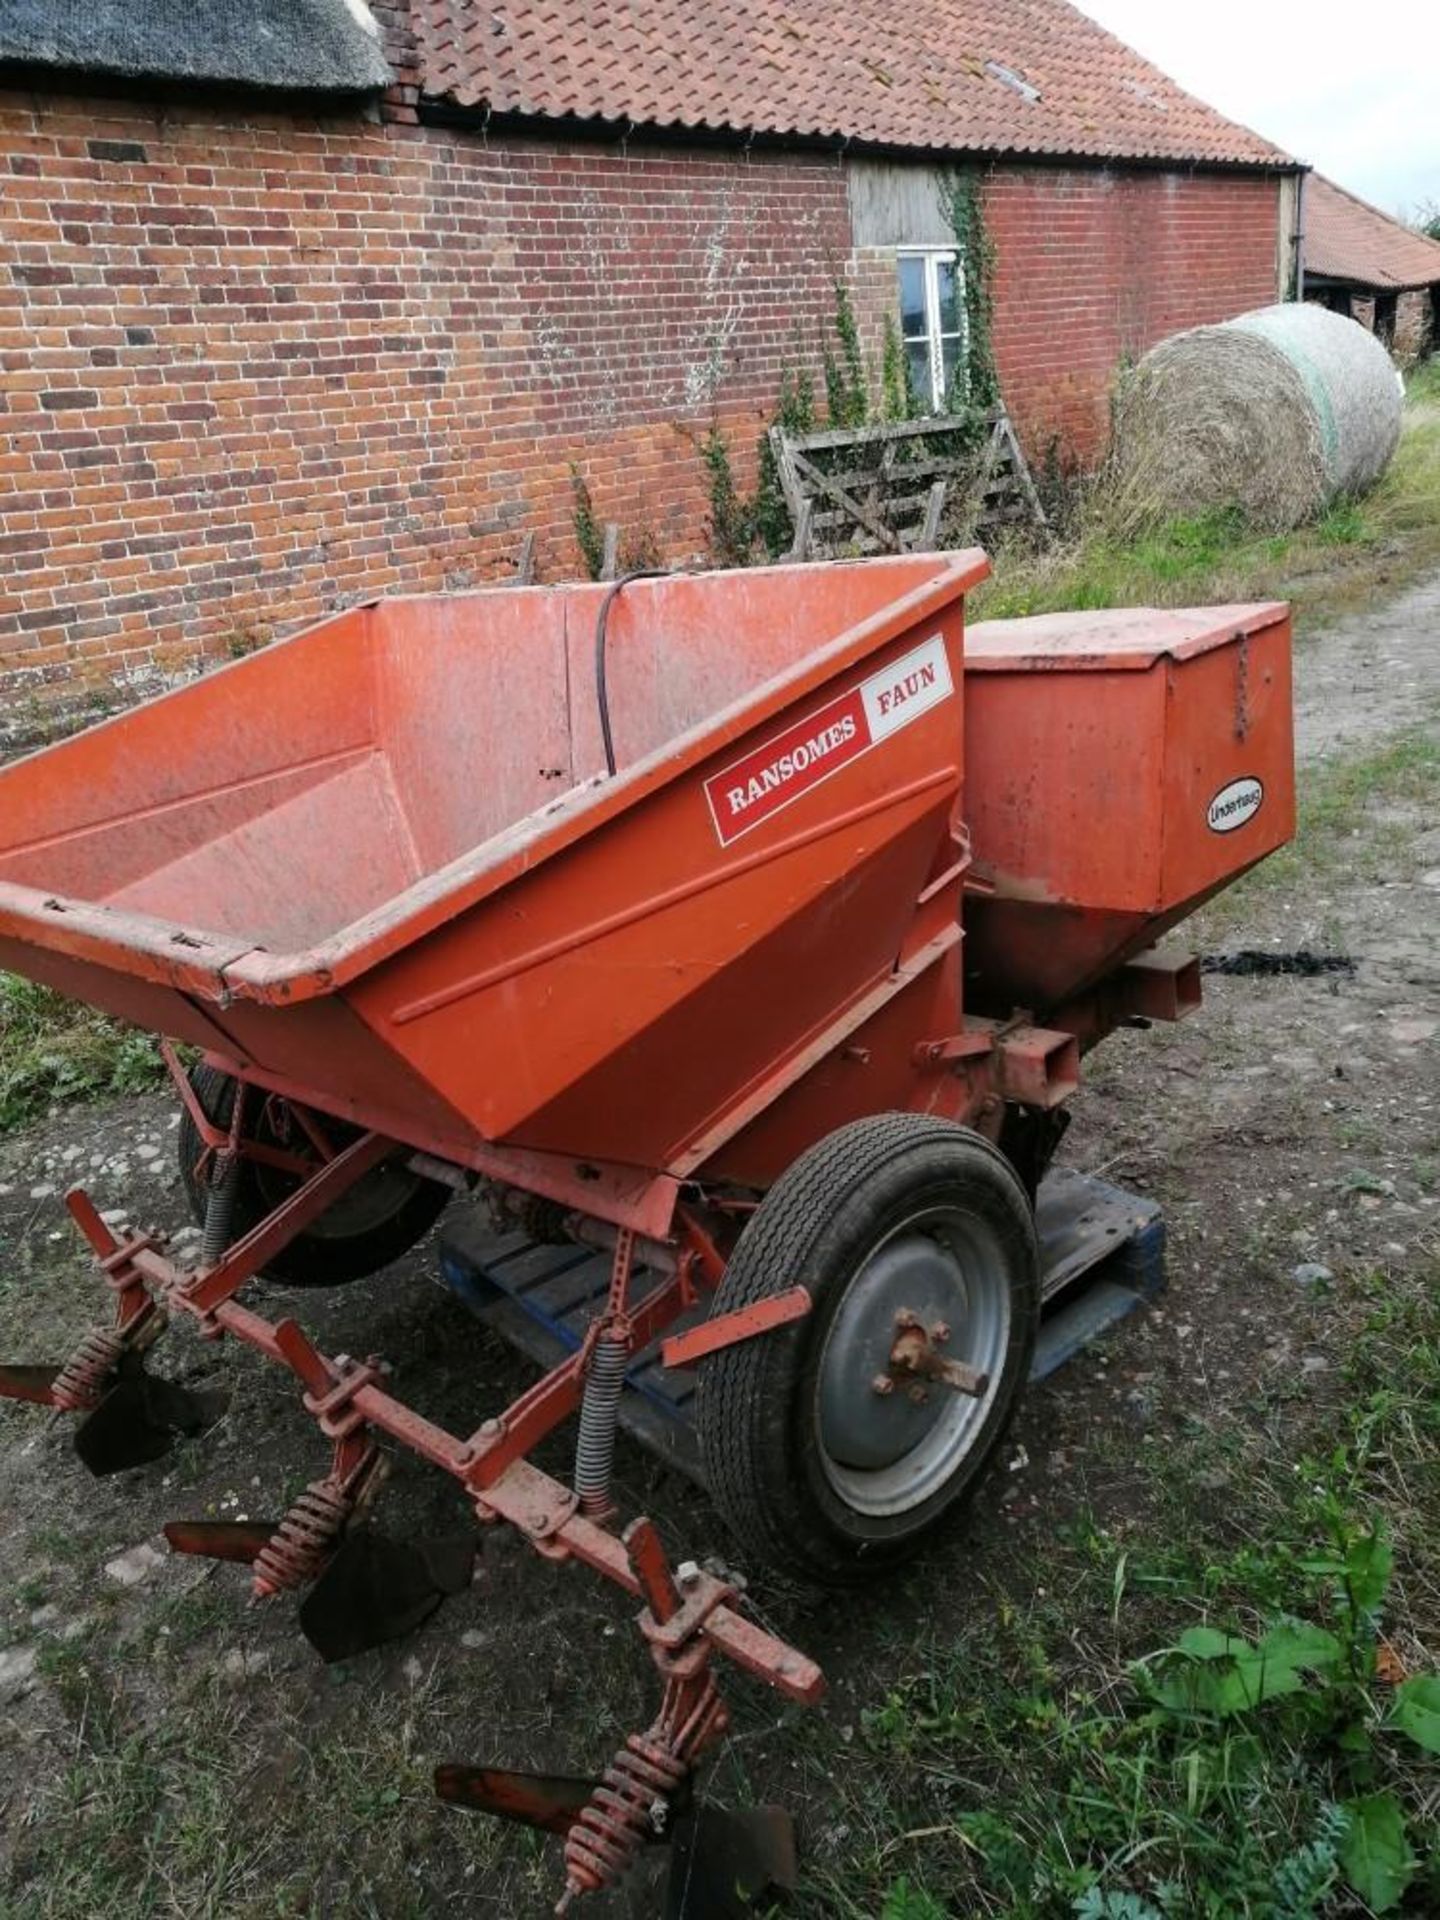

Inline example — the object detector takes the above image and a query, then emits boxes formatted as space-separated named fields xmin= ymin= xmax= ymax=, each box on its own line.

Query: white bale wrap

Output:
xmin=1109 ymin=303 xmax=1403 ymax=532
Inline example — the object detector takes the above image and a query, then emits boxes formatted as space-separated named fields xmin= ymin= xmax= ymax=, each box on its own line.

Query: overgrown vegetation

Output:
xmin=975 ymin=367 xmax=1440 ymax=628
xmin=569 ymin=464 xmax=606 ymax=581
xmin=811 ymin=1273 xmax=1440 ymax=1919
xmin=700 ymin=173 xmax=1004 ymax=564
xmin=0 ymin=974 xmax=162 ymax=1133
xmin=944 ymin=168 xmax=1000 ymax=416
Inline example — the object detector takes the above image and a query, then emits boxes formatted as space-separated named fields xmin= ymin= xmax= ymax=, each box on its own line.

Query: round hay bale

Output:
xmin=1108 ymin=303 xmax=1403 ymax=534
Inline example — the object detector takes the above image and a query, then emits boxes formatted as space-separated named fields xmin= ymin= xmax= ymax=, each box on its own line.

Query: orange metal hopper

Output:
xmin=0 ymin=556 xmax=988 ymax=1222
xmin=961 ymin=603 xmax=1295 ymax=1014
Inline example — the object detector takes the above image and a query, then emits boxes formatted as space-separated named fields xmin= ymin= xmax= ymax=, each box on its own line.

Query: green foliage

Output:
xmin=821 ymin=278 xmax=868 ymax=429
xmin=569 ymin=464 xmax=605 ymax=580
xmin=880 ymin=1878 xmax=948 ymax=1919
xmin=701 ymin=423 xmax=754 ymax=567
xmin=881 ymin=314 xmax=920 ymax=423
xmin=978 ymin=366 xmax=1440 ymax=625
xmin=1337 ymin=1793 xmax=1416 ymax=1913
xmin=0 ymin=972 xmax=162 ymax=1132
xmin=862 ymin=1278 xmax=1440 ymax=1920
xmin=1391 ymin=1674 xmax=1440 ymax=1753
xmin=755 ymin=366 xmax=818 ymax=558
xmin=942 ymin=169 xmax=999 ymax=414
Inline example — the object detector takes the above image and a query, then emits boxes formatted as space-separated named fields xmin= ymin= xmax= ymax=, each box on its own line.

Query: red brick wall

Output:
xmin=1 ymin=88 xmax=1284 ymax=745
xmin=984 ymin=166 xmax=1283 ymax=465
xmin=0 ymin=92 xmax=851 ymax=742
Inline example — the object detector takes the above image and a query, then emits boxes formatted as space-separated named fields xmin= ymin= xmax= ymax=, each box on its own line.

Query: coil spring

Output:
xmin=561 ymin=1731 xmax=687 ymax=1901
xmin=251 ymin=1477 xmax=351 ymax=1598
xmin=574 ymin=1335 xmax=628 ymax=1517
xmin=50 ymin=1323 xmax=129 ymax=1413
xmin=200 ymin=1151 xmax=241 ymax=1267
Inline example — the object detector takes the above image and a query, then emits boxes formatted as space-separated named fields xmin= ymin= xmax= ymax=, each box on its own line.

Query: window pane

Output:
xmin=907 ymin=340 xmax=932 ymax=409
xmin=941 ymin=334 xmax=965 ymax=407
xmin=935 ymin=257 xmax=962 ymax=336
xmin=898 ymin=257 xmax=927 ymax=338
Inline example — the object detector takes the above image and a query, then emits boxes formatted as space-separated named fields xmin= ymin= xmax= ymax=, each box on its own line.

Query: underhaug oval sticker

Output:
xmin=1207 ymin=776 xmax=1264 ymax=834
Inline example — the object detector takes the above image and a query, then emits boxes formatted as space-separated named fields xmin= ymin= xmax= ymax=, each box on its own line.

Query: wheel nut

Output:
xmin=871 ymin=1373 xmax=894 ymax=1396
xmin=908 ymin=1385 xmax=929 ymax=1407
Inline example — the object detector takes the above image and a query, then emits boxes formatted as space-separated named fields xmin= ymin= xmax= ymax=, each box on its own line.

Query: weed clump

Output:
xmin=0 ymin=973 xmax=162 ymax=1132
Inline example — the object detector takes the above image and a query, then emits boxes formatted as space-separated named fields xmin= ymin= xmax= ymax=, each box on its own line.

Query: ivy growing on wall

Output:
xmin=570 ymin=465 xmax=605 ymax=580
xmin=942 ymin=169 xmax=1000 ymax=414
xmin=696 ymin=192 xmax=1001 ymax=565
xmin=881 ymin=315 xmax=922 ymax=423
xmin=822 ymin=280 xmax=869 ymax=429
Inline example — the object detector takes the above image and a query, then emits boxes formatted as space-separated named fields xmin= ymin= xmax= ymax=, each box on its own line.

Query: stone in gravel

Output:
xmin=1293 ymin=1262 xmax=1334 ymax=1289
xmin=1301 ymin=1355 xmax=1330 ymax=1375
xmin=28 ymin=1184 xmax=55 ymax=1200
xmin=0 ymin=1645 xmax=38 ymax=1705
xmin=1419 ymin=869 xmax=1440 ymax=889
xmin=29 ymin=1603 xmax=60 ymax=1630
xmin=220 ymin=1648 xmax=266 ymax=1683
xmin=460 ymin=1629 xmax=488 ymax=1651
xmin=1390 ymin=1017 xmax=1437 ymax=1046
xmin=104 ymin=1541 xmax=166 ymax=1587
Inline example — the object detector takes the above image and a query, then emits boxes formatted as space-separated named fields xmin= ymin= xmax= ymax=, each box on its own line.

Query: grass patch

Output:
xmin=976 ymin=373 xmax=1440 ymax=629
xmin=803 ymin=1271 xmax=1440 ymax=1919
xmin=0 ymin=972 xmax=162 ymax=1133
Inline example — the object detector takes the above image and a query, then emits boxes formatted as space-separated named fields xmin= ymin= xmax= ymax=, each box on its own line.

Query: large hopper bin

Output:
xmin=961 ymin=603 xmax=1294 ymax=1015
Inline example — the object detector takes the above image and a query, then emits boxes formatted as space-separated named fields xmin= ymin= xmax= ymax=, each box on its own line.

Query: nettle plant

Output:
xmin=1139 ymin=1494 xmax=1439 ymax=1916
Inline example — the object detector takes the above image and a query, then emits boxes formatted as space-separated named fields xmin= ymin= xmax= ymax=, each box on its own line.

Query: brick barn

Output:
xmin=1 ymin=1 xmax=1302 ymax=746
xmin=1302 ymin=174 xmax=1440 ymax=364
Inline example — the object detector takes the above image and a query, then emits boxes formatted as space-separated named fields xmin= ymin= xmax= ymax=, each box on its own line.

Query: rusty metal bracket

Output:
xmin=637 ymin=1567 xmax=737 ymax=1657
xmin=660 ymin=1287 xmax=811 ymax=1370
xmin=885 ymin=1309 xmax=989 ymax=1400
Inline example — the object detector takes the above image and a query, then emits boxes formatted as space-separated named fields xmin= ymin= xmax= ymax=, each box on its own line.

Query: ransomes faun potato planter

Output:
xmin=0 ymin=555 xmax=1293 ymax=1910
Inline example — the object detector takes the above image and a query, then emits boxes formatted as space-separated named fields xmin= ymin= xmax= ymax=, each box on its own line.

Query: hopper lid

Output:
xmin=965 ymin=603 xmax=1288 ymax=672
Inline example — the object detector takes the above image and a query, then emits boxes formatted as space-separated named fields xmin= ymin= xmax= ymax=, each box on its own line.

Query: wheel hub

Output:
xmin=817 ymin=1236 xmax=973 ymax=1471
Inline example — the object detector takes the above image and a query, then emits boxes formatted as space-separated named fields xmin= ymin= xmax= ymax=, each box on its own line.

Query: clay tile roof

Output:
xmin=1305 ymin=175 xmax=1440 ymax=292
xmin=408 ymin=0 xmax=1293 ymax=168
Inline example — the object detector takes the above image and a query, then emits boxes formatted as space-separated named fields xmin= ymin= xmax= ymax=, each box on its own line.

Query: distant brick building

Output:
xmin=1302 ymin=174 xmax=1440 ymax=364
xmin=1 ymin=1 xmax=1301 ymax=745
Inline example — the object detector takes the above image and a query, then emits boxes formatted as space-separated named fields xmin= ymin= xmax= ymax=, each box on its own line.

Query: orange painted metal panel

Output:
xmin=962 ymin=603 xmax=1294 ymax=1012
xmin=0 ymin=566 xmax=1294 ymax=1202
xmin=0 ymin=558 xmax=983 ymax=1176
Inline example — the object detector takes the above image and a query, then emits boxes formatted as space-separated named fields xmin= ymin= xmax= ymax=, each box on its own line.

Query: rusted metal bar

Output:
xmin=183 ymin=1130 xmax=395 ymax=1314
xmin=660 ymin=1288 xmax=811 ymax=1370
xmin=54 ymin=1152 xmax=825 ymax=1710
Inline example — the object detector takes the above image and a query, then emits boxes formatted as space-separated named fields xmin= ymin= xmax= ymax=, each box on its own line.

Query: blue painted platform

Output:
xmin=438 ymin=1165 xmax=1164 ymax=1484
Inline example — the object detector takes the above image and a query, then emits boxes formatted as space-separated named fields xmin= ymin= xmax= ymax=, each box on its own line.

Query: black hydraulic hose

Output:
xmin=593 ymin=569 xmax=668 ymax=777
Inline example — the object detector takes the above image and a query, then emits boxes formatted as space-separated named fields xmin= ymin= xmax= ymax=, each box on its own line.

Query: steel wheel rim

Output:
xmin=813 ymin=1202 xmax=1012 ymax=1518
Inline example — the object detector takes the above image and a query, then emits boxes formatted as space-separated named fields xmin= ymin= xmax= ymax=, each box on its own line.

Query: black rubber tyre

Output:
xmin=697 ymin=1114 xmax=1039 ymax=1588
xmin=177 ymin=1064 xmax=450 ymax=1287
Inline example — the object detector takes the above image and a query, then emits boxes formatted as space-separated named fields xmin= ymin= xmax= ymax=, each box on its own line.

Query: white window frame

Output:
xmin=896 ymin=246 xmax=967 ymax=412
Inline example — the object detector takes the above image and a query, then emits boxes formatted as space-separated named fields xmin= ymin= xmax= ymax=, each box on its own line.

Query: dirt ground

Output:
xmin=1 ymin=582 xmax=1437 ymax=1917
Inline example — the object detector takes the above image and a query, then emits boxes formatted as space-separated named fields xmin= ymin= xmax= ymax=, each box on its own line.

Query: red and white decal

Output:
xmin=704 ymin=633 xmax=953 ymax=846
